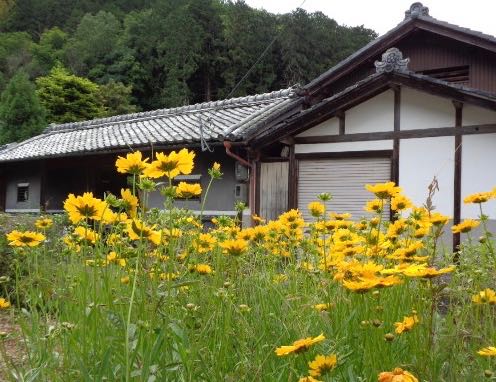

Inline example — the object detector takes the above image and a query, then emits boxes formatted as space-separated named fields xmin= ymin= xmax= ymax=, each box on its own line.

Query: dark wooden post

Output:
xmin=453 ymin=101 xmax=463 ymax=258
xmin=288 ymin=144 xmax=297 ymax=209
xmin=337 ymin=110 xmax=345 ymax=135
xmin=40 ymin=160 xmax=47 ymax=212
xmin=392 ymin=86 xmax=401 ymax=186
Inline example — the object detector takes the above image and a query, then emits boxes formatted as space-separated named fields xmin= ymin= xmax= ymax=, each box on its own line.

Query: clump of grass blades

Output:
xmin=0 ymin=152 xmax=495 ymax=381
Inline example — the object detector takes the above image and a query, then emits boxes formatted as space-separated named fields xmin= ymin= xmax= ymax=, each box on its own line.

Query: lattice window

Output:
xmin=17 ymin=183 xmax=29 ymax=202
xmin=419 ymin=65 xmax=469 ymax=84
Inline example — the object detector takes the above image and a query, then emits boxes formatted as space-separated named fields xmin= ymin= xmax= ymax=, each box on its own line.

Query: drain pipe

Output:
xmin=224 ymin=141 xmax=258 ymax=225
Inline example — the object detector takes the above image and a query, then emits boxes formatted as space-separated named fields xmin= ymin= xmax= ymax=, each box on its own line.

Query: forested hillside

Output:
xmin=0 ymin=0 xmax=376 ymax=144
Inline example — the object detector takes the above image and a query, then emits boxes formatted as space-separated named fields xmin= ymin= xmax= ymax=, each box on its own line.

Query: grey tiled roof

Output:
xmin=303 ymin=2 xmax=496 ymax=93
xmin=0 ymin=88 xmax=296 ymax=162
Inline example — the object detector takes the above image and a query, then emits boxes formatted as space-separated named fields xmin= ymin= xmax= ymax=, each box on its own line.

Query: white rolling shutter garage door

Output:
xmin=297 ymin=157 xmax=391 ymax=221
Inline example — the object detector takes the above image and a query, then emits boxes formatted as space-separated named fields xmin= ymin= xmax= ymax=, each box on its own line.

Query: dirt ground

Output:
xmin=0 ymin=312 xmax=24 ymax=381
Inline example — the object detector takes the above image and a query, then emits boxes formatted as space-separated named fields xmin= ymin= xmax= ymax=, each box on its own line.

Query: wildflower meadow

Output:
xmin=0 ymin=149 xmax=495 ymax=381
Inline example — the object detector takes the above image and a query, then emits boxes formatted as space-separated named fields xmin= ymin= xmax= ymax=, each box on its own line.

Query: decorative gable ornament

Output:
xmin=405 ymin=2 xmax=429 ymax=18
xmin=374 ymin=48 xmax=410 ymax=73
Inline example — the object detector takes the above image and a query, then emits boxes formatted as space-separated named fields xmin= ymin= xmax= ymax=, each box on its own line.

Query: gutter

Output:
xmin=223 ymin=141 xmax=251 ymax=167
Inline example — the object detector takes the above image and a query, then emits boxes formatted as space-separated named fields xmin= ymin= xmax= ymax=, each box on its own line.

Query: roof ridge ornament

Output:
xmin=405 ymin=2 xmax=429 ymax=19
xmin=375 ymin=48 xmax=410 ymax=73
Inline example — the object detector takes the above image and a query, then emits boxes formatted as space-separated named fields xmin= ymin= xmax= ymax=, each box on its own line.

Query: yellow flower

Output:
xmin=308 ymin=354 xmax=337 ymax=377
xmin=220 ymin=239 xmax=248 ymax=256
xmin=299 ymin=262 xmax=314 ymax=272
xmin=478 ymin=346 xmax=496 ymax=356
xmin=120 ymin=276 xmax=130 ymax=284
xmin=308 ymin=201 xmax=325 ymax=217
xmin=64 ymin=192 xmax=110 ymax=224
xmin=121 ymin=189 xmax=139 ymax=217
xmin=402 ymin=264 xmax=455 ymax=278
xmin=73 ymin=226 xmax=99 ymax=244
xmin=63 ymin=235 xmax=81 ymax=252
xmin=251 ymin=214 xmax=266 ymax=224
xmin=106 ymin=251 xmax=126 ymax=266
xmin=176 ymin=182 xmax=202 ymax=198
xmin=144 ymin=148 xmax=195 ymax=179
xmin=275 ymin=333 xmax=325 ymax=356
xmin=0 ymin=298 xmax=11 ymax=309
xmin=451 ymin=219 xmax=480 ymax=234
xmin=209 ymin=162 xmax=223 ymax=178
xmin=106 ymin=233 xmax=124 ymax=246
xmin=298 ymin=377 xmax=322 ymax=382
xmin=35 ymin=218 xmax=53 ymax=229
xmin=391 ymin=194 xmax=413 ymax=211
xmin=378 ymin=368 xmax=419 ymax=382
xmin=365 ymin=182 xmax=401 ymax=199
xmin=364 ymin=199 xmax=383 ymax=213
xmin=193 ymin=233 xmax=216 ymax=254
xmin=464 ymin=191 xmax=494 ymax=204
xmin=273 ymin=274 xmax=288 ymax=284
xmin=313 ymin=303 xmax=333 ymax=312
xmin=342 ymin=275 xmax=402 ymax=293
xmin=430 ymin=212 xmax=450 ymax=226
xmin=162 ymin=228 xmax=183 ymax=239
xmin=6 ymin=230 xmax=45 ymax=247
xmin=158 ymin=272 xmax=179 ymax=281
xmin=237 ymin=228 xmax=254 ymax=241
xmin=387 ymin=241 xmax=424 ymax=261
xmin=126 ymin=219 xmax=161 ymax=245
xmin=387 ymin=219 xmax=407 ymax=238
xmin=190 ymin=264 xmax=213 ymax=275
xmin=279 ymin=209 xmax=303 ymax=224
xmin=394 ymin=315 xmax=419 ymax=334
xmin=116 ymin=151 xmax=149 ymax=175
xmin=414 ymin=226 xmax=429 ymax=238
xmin=472 ymin=288 xmax=496 ymax=305
xmin=329 ymin=212 xmax=352 ymax=220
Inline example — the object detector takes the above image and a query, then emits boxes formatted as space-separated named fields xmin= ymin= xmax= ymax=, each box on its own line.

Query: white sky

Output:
xmin=244 ymin=0 xmax=496 ymax=36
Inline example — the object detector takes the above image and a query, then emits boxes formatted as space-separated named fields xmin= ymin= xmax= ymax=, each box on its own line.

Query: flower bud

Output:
xmin=384 ymin=333 xmax=395 ymax=342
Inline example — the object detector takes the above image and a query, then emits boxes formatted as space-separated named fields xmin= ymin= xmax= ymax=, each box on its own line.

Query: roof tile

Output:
xmin=0 ymin=88 xmax=296 ymax=162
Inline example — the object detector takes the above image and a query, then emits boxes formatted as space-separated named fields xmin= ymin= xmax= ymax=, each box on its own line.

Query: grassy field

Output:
xmin=0 ymin=150 xmax=495 ymax=382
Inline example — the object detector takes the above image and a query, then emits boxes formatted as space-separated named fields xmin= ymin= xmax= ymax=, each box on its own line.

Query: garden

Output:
xmin=0 ymin=149 xmax=495 ymax=381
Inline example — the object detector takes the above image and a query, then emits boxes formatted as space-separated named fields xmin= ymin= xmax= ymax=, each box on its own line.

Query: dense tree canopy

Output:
xmin=0 ymin=71 xmax=45 ymax=144
xmin=0 ymin=0 xmax=377 ymax=143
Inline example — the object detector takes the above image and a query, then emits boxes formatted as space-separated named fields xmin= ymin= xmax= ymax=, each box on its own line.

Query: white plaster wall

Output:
xmin=461 ymin=134 xmax=496 ymax=219
xmin=345 ymin=90 xmax=394 ymax=133
xmin=399 ymin=136 xmax=455 ymax=216
xmin=296 ymin=117 xmax=340 ymax=137
xmin=462 ymin=105 xmax=496 ymax=125
xmin=401 ymin=88 xmax=454 ymax=130
xmin=295 ymin=140 xmax=393 ymax=154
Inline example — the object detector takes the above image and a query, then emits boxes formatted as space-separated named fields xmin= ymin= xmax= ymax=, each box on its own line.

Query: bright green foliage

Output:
xmin=99 ymin=80 xmax=138 ymax=116
xmin=186 ymin=0 xmax=226 ymax=103
xmin=121 ymin=3 xmax=204 ymax=109
xmin=219 ymin=1 xmax=278 ymax=98
xmin=0 ymin=0 xmax=377 ymax=112
xmin=31 ymin=27 xmax=68 ymax=76
xmin=0 ymin=71 xmax=45 ymax=144
xmin=36 ymin=65 xmax=106 ymax=123
xmin=65 ymin=11 xmax=123 ymax=82
xmin=0 ymin=32 xmax=33 ymax=81
xmin=277 ymin=9 xmax=376 ymax=85
xmin=0 ymin=0 xmax=14 ymax=25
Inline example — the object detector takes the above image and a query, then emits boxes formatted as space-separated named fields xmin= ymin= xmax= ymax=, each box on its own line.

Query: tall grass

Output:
xmin=0 ymin=152 xmax=495 ymax=381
